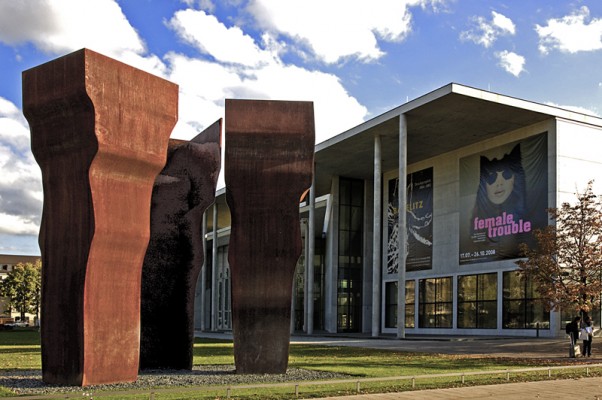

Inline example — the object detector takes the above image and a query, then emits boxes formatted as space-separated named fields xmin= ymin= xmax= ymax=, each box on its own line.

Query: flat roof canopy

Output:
xmin=313 ymin=83 xmax=602 ymax=196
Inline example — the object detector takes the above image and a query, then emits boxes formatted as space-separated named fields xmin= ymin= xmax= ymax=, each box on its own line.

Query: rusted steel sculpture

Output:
xmin=140 ymin=120 xmax=222 ymax=370
xmin=225 ymin=99 xmax=314 ymax=374
xmin=23 ymin=49 xmax=178 ymax=386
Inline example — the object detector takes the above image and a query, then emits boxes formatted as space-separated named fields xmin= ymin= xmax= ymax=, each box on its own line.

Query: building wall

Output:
xmin=556 ymin=118 xmax=602 ymax=203
xmin=555 ymin=119 xmax=602 ymax=330
xmin=381 ymin=119 xmax=559 ymax=336
xmin=195 ymin=116 xmax=602 ymax=338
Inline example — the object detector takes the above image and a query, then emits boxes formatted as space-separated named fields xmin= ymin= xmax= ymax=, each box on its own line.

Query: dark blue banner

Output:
xmin=387 ymin=167 xmax=433 ymax=273
xmin=459 ymin=133 xmax=548 ymax=264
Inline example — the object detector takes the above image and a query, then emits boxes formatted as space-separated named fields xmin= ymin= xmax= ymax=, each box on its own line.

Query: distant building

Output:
xmin=0 ymin=254 xmax=41 ymax=325
xmin=196 ymin=83 xmax=602 ymax=338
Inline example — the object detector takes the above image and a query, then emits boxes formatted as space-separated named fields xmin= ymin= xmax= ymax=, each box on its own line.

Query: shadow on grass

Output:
xmin=0 ymin=330 xmax=40 ymax=347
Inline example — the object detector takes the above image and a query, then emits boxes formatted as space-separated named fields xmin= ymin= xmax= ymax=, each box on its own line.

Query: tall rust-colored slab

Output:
xmin=225 ymin=99 xmax=314 ymax=374
xmin=22 ymin=49 xmax=178 ymax=386
xmin=140 ymin=120 xmax=221 ymax=370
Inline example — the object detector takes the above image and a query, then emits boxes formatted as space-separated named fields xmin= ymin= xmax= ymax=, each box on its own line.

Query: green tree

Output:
xmin=516 ymin=181 xmax=602 ymax=316
xmin=0 ymin=260 xmax=42 ymax=322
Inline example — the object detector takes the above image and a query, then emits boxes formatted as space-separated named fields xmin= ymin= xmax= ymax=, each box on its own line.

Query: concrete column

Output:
xmin=302 ymin=219 xmax=308 ymax=332
xmin=211 ymin=203 xmax=218 ymax=331
xmin=324 ymin=177 xmax=339 ymax=333
xmin=200 ymin=211 xmax=207 ymax=331
xmin=307 ymin=179 xmax=316 ymax=334
xmin=397 ymin=114 xmax=408 ymax=339
xmin=372 ymin=135 xmax=382 ymax=337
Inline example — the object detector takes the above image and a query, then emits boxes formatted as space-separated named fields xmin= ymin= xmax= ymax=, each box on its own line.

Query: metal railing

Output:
xmin=6 ymin=362 xmax=602 ymax=400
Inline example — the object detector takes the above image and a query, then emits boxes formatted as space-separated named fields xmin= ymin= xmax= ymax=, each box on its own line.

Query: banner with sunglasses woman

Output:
xmin=459 ymin=133 xmax=548 ymax=264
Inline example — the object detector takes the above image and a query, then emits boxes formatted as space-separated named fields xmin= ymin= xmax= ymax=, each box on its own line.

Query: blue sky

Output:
xmin=1 ymin=0 xmax=602 ymax=255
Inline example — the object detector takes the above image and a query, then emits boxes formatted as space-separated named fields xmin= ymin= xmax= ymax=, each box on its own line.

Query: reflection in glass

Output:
xmin=419 ymin=277 xmax=452 ymax=328
xmin=502 ymin=271 xmax=550 ymax=329
xmin=457 ymin=273 xmax=497 ymax=329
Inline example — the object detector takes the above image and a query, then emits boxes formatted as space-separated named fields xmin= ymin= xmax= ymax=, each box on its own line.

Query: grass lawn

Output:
xmin=0 ymin=329 xmax=598 ymax=399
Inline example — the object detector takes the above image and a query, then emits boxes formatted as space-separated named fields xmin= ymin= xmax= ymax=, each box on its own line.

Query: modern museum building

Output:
xmin=194 ymin=83 xmax=602 ymax=338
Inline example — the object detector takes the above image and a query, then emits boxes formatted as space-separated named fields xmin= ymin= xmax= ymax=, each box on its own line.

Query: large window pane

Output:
xmin=502 ymin=271 xmax=549 ymax=329
xmin=385 ymin=282 xmax=397 ymax=328
xmin=457 ymin=273 xmax=497 ymax=329
xmin=383 ymin=280 xmax=415 ymax=329
xmin=419 ymin=277 xmax=452 ymax=328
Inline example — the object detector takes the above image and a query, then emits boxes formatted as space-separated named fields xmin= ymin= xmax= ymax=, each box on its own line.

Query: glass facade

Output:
xmin=419 ymin=277 xmax=452 ymax=328
xmin=216 ymin=245 xmax=231 ymax=330
xmin=405 ymin=280 xmax=415 ymax=328
xmin=384 ymin=280 xmax=415 ymax=329
xmin=503 ymin=271 xmax=550 ymax=329
xmin=337 ymin=178 xmax=364 ymax=332
xmin=561 ymin=305 xmax=600 ymax=333
xmin=312 ymin=238 xmax=326 ymax=330
xmin=457 ymin=273 xmax=497 ymax=329
xmin=384 ymin=282 xmax=396 ymax=328
xmin=294 ymin=237 xmax=326 ymax=331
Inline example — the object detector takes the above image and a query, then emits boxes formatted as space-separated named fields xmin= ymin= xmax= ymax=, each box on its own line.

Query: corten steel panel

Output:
xmin=22 ymin=49 xmax=178 ymax=386
xmin=225 ymin=99 xmax=315 ymax=374
xmin=140 ymin=120 xmax=221 ymax=370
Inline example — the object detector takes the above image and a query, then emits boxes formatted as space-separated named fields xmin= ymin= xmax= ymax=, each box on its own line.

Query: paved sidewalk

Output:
xmin=199 ymin=331 xmax=602 ymax=360
xmin=312 ymin=376 xmax=602 ymax=399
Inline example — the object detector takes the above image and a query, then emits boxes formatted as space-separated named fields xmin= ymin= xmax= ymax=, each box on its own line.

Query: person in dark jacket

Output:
xmin=567 ymin=316 xmax=581 ymax=346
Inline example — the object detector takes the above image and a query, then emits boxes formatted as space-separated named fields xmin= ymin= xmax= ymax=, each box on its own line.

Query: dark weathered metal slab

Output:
xmin=23 ymin=49 xmax=178 ymax=386
xmin=140 ymin=120 xmax=222 ymax=370
xmin=225 ymin=99 xmax=314 ymax=374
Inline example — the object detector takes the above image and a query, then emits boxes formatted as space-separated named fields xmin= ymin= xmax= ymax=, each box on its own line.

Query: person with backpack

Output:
xmin=566 ymin=316 xmax=581 ymax=357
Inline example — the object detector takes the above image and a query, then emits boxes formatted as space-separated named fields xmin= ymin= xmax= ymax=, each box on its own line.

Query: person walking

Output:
xmin=582 ymin=315 xmax=594 ymax=357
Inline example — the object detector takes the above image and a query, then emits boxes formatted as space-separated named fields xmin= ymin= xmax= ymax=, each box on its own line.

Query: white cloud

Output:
xmin=165 ymin=52 xmax=241 ymax=140
xmin=245 ymin=0 xmax=440 ymax=64
xmin=461 ymin=11 xmax=516 ymax=48
xmin=0 ymin=213 xmax=40 ymax=236
xmin=167 ymin=9 xmax=275 ymax=67
xmin=495 ymin=50 xmax=525 ymax=77
xmin=0 ymin=0 xmax=170 ymax=79
xmin=0 ymin=0 xmax=372 ymax=220
xmin=0 ymin=97 xmax=43 ymax=236
xmin=0 ymin=0 xmax=370 ymax=144
xmin=0 ymin=97 xmax=21 ymax=116
xmin=491 ymin=11 xmax=515 ymax=35
xmin=0 ymin=0 xmax=145 ymax=57
xmin=536 ymin=6 xmax=602 ymax=55
xmin=165 ymin=12 xmax=368 ymax=143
